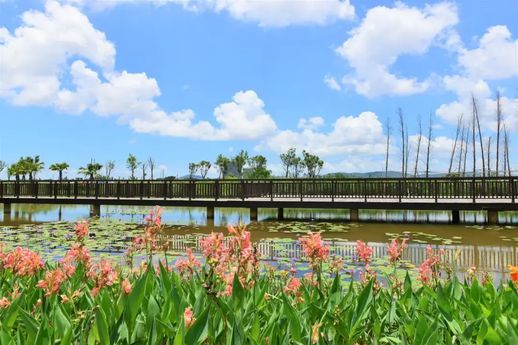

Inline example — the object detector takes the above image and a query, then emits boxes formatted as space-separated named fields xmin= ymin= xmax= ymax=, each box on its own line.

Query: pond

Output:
xmin=1 ymin=204 xmax=517 ymax=283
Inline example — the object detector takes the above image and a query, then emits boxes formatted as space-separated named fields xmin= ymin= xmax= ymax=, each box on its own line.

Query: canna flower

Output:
xmin=175 ymin=248 xmax=201 ymax=277
xmin=387 ymin=238 xmax=408 ymax=264
xmin=184 ymin=307 xmax=195 ymax=328
xmin=311 ymin=322 xmax=320 ymax=345
xmin=284 ymin=277 xmax=302 ymax=295
xmin=122 ymin=278 xmax=132 ymax=294
xmin=356 ymin=240 xmax=373 ymax=263
xmin=3 ymin=247 xmax=44 ymax=277
xmin=300 ymin=232 xmax=329 ymax=267
xmin=74 ymin=220 xmax=89 ymax=241
xmin=509 ymin=265 xmax=518 ymax=283
xmin=0 ymin=297 xmax=10 ymax=308
xmin=36 ymin=268 xmax=67 ymax=296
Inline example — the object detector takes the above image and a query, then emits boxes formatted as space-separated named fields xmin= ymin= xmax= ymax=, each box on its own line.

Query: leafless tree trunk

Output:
xmin=495 ymin=92 xmax=502 ymax=176
xmin=473 ymin=97 xmax=485 ymax=177
xmin=448 ymin=114 xmax=463 ymax=175
xmin=141 ymin=162 xmax=147 ymax=180
xmin=405 ymin=126 xmax=410 ymax=178
xmin=504 ymin=124 xmax=511 ymax=176
xmin=472 ymin=102 xmax=477 ymax=177
xmin=414 ymin=115 xmax=422 ymax=177
xmin=463 ymin=125 xmax=470 ymax=176
xmin=385 ymin=118 xmax=391 ymax=178
xmin=457 ymin=125 xmax=465 ymax=175
xmin=487 ymin=137 xmax=491 ymax=177
xmin=425 ymin=113 xmax=433 ymax=178
xmin=148 ymin=157 xmax=155 ymax=180
xmin=398 ymin=108 xmax=405 ymax=177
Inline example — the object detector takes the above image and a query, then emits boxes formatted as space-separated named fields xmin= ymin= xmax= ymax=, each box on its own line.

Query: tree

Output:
xmin=141 ymin=161 xmax=148 ymax=180
xmin=49 ymin=162 xmax=69 ymax=180
xmin=384 ymin=118 xmax=391 ymax=178
xmin=425 ymin=113 xmax=433 ymax=178
xmin=398 ymin=108 xmax=406 ymax=177
xmin=0 ymin=160 xmax=5 ymax=175
xmin=198 ymin=161 xmax=211 ymax=179
xmin=246 ymin=155 xmax=271 ymax=179
xmin=413 ymin=115 xmax=422 ymax=177
xmin=147 ymin=157 xmax=156 ymax=180
xmin=23 ymin=156 xmax=44 ymax=180
xmin=215 ymin=154 xmax=230 ymax=178
xmin=495 ymin=92 xmax=502 ymax=176
xmin=79 ymin=160 xmax=103 ymax=180
xmin=448 ymin=114 xmax=463 ymax=175
xmin=280 ymin=148 xmax=297 ymax=178
xmin=292 ymin=157 xmax=303 ymax=178
xmin=105 ymin=160 xmax=115 ymax=179
xmin=188 ymin=163 xmax=198 ymax=179
xmin=302 ymin=150 xmax=324 ymax=178
xmin=473 ymin=96 xmax=485 ymax=177
xmin=233 ymin=150 xmax=249 ymax=178
xmin=503 ymin=124 xmax=511 ymax=176
xmin=127 ymin=154 xmax=138 ymax=179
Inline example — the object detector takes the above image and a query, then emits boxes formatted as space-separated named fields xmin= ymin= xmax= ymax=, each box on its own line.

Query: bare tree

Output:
xmin=413 ymin=115 xmax=422 ymax=177
xmin=141 ymin=161 xmax=147 ymax=180
xmin=457 ymin=125 xmax=465 ymax=175
xmin=425 ymin=113 xmax=433 ymax=178
xmin=405 ymin=125 xmax=410 ymax=177
xmin=398 ymin=108 xmax=406 ymax=177
xmin=463 ymin=124 xmax=470 ymax=176
xmin=105 ymin=160 xmax=115 ymax=179
xmin=495 ymin=92 xmax=502 ymax=176
xmin=448 ymin=114 xmax=463 ymax=175
xmin=487 ymin=137 xmax=492 ymax=177
xmin=473 ymin=97 xmax=485 ymax=177
xmin=504 ymin=124 xmax=511 ymax=176
xmin=384 ymin=118 xmax=391 ymax=178
xmin=148 ymin=157 xmax=156 ymax=180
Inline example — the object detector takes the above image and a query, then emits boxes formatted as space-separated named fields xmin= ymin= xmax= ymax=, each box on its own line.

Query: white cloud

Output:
xmin=60 ymin=0 xmax=355 ymax=27
xmin=263 ymin=111 xmax=386 ymax=157
xmin=323 ymin=74 xmax=341 ymax=91
xmin=436 ymin=25 xmax=518 ymax=132
xmin=0 ymin=2 xmax=276 ymax=141
xmin=298 ymin=116 xmax=324 ymax=130
xmin=336 ymin=2 xmax=458 ymax=97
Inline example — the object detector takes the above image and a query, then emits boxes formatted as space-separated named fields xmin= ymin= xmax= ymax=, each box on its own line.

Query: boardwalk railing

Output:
xmin=0 ymin=177 xmax=516 ymax=203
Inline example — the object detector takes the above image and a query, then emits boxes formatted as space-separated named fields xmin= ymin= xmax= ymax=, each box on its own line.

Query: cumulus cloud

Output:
xmin=436 ymin=25 xmax=518 ymax=132
xmin=323 ymin=75 xmax=341 ymax=91
xmin=0 ymin=1 xmax=276 ymax=140
xmin=335 ymin=2 xmax=458 ymax=97
xmin=263 ymin=111 xmax=386 ymax=157
xmin=298 ymin=116 xmax=325 ymax=130
xmin=60 ymin=0 xmax=355 ymax=27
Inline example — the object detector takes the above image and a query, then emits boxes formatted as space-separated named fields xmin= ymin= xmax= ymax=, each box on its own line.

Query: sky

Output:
xmin=0 ymin=0 xmax=517 ymax=178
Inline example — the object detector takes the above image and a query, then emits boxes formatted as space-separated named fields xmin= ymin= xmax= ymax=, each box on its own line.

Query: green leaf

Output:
xmin=185 ymin=305 xmax=209 ymax=345
xmin=95 ymin=308 xmax=110 ymax=345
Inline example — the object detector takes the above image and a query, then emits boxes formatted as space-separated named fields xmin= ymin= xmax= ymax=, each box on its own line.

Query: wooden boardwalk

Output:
xmin=1 ymin=177 xmax=517 ymax=223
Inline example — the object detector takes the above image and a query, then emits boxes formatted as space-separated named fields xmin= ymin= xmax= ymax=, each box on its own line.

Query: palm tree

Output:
xmin=49 ymin=162 xmax=69 ymax=180
xmin=79 ymin=160 xmax=103 ymax=180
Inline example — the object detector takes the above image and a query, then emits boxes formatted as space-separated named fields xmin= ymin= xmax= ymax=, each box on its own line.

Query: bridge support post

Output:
xmin=277 ymin=208 xmax=284 ymax=220
xmin=250 ymin=207 xmax=258 ymax=222
xmin=451 ymin=210 xmax=460 ymax=224
xmin=487 ymin=210 xmax=499 ymax=225
xmin=89 ymin=204 xmax=101 ymax=217
xmin=350 ymin=209 xmax=359 ymax=222
xmin=207 ymin=206 xmax=215 ymax=220
xmin=2 ymin=203 xmax=11 ymax=222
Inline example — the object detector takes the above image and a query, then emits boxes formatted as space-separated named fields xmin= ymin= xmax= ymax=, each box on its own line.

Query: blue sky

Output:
xmin=0 ymin=0 xmax=517 ymax=178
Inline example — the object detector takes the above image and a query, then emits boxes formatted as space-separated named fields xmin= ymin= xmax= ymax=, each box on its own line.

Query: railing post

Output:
xmin=398 ymin=180 xmax=402 ymax=203
xmin=0 ymin=180 xmax=2 ymax=198
xmin=270 ymin=180 xmax=273 ymax=202
xmin=511 ymin=176 xmax=515 ymax=203
xmin=300 ymin=180 xmax=303 ymax=202
xmin=74 ymin=180 xmax=78 ymax=199
xmin=163 ymin=180 xmax=168 ymax=200
xmin=241 ymin=180 xmax=245 ymax=201
xmin=363 ymin=179 xmax=367 ymax=202
xmin=95 ymin=180 xmax=99 ymax=200
xmin=472 ymin=177 xmax=476 ymax=203
xmin=34 ymin=181 xmax=39 ymax=199
xmin=140 ymin=180 xmax=144 ymax=200
xmin=215 ymin=180 xmax=219 ymax=201
xmin=434 ymin=179 xmax=438 ymax=203
xmin=15 ymin=180 xmax=19 ymax=199
xmin=331 ymin=180 xmax=335 ymax=202
xmin=117 ymin=180 xmax=121 ymax=200
xmin=67 ymin=180 xmax=71 ymax=198
xmin=55 ymin=180 xmax=58 ymax=199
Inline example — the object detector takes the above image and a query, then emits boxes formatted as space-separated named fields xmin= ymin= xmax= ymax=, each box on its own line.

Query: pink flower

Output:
xmin=36 ymin=268 xmax=67 ymax=296
xmin=74 ymin=220 xmax=89 ymax=241
xmin=3 ymin=247 xmax=44 ymax=277
xmin=284 ymin=277 xmax=302 ymax=295
xmin=184 ymin=307 xmax=195 ymax=328
xmin=0 ymin=297 xmax=10 ymax=308
xmin=300 ymin=232 xmax=329 ymax=267
xmin=175 ymin=248 xmax=201 ymax=277
xmin=387 ymin=238 xmax=407 ymax=264
xmin=356 ymin=240 xmax=373 ymax=263
xmin=122 ymin=278 xmax=132 ymax=294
